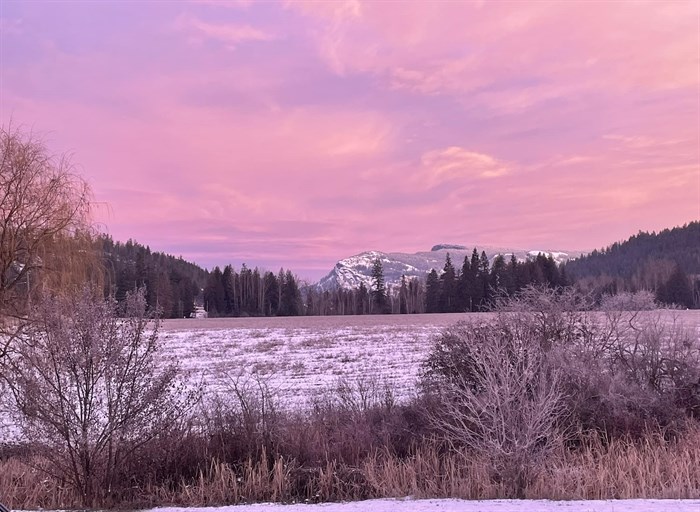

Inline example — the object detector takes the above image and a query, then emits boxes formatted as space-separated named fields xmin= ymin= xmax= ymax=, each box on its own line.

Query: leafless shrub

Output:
xmin=560 ymin=307 xmax=700 ymax=435
xmin=202 ymin=373 xmax=281 ymax=465
xmin=491 ymin=285 xmax=596 ymax=349
xmin=424 ymin=286 xmax=700 ymax=493
xmin=4 ymin=423 xmax=700 ymax=507
xmin=423 ymin=319 xmax=567 ymax=497
xmin=1 ymin=287 xmax=197 ymax=506
xmin=599 ymin=290 xmax=657 ymax=311
xmin=332 ymin=376 xmax=395 ymax=414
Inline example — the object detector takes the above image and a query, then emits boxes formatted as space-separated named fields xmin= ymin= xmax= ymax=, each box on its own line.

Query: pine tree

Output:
xmin=222 ymin=265 xmax=235 ymax=316
xmin=490 ymin=255 xmax=507 ymax=294
xmin=457 ymin=255 xmax=472 ymax=311
xmin=204 ymin=266 xmax=225 ymax=316
xmin=657 ymin=265 xmax=694 ymax=308
xmin=477 ymin=251 xmax=490 ymax=309
xmin=439 ymin=253 xmax=457 ymax=313
xmin=466 ymin=248 xmax=481 ymax=311
xmin=263 ymin=271 xmax=279 ymax=316
xmin=425 ymin=269 xmax=440 ymax=313
xmin=280 ymin=270 xmax=301 ymax=316
xmin=371 ymin=258 xmax=388 ymax=313
xmin=506 ymin=254 xmax=518 ymax=294
xmin=357 ymin=282 xmax=369 ymax=315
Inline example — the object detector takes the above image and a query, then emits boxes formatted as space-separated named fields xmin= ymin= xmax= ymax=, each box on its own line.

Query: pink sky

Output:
xmin=1 ymin=0 xmax=698 ymax=280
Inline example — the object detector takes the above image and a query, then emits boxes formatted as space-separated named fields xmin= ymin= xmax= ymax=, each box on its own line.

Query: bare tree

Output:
xmin=1 ymin=125 xmax=96 ymax=358
xmin=2 ymin=287 xmax=196 ymax=506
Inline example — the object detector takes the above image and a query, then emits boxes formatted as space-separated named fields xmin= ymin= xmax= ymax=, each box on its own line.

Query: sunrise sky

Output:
xmin=1 ymin=1 xmax=698 ymax=279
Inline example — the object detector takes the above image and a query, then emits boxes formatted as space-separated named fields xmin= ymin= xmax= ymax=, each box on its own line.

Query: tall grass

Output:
xmin=0 ymin=457 xmax=77 ymax=509
xmin=3 ymin=424 xmax=699 ymax=508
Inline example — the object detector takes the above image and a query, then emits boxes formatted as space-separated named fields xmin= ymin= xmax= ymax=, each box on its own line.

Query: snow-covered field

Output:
xmin=159 ymin=310 xmax=699 ymax=409
xmin=160 ymin=312 xmax=469 ymax=407
xmin=2 ymin=310 xmax=698 ymax=440
xmin=135 ymin=498 xmax=700 ymax=512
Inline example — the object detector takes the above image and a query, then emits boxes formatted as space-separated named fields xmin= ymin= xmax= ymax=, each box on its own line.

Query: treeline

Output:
xmin=565 ymin=221 xmax=700 ymax=308
xmin=101 ymin=236 xmax=207 ymax=318
xmin=423 ymin=249 xmax=567 ymax=313
xmin=102 ymin=222 xmax=700 ymax=318
xmin=202 ymin=249 xmax=568 ymax=318
xmin=203 ymin=265 xmax=303 ymax=317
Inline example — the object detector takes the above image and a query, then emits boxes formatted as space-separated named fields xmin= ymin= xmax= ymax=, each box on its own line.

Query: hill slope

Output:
xmin=565 ymin=222 xmax=700 ymax=279
xmin=100 ymin=236 xmax=209 ymax=318
xmin=565 ymin=221 xmax=699 ymax=307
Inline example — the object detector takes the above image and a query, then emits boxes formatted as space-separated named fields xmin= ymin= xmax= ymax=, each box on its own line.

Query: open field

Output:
xmin=2 ymin=310 xmax=698 ymax=442
xmin=160 ymin=312 xmax=469 ymax=407
xmin=2 ymin=310 xmax=699 ymax=508
xmin=159 ymin=310 xmax=699 ymax=408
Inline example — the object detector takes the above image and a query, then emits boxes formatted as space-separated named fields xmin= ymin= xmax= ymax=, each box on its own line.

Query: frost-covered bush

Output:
xmin=599 ymin=290 xmax=657 ymax=311
xmin=423 ymin=286 xmax=700 ymax=470
xmin=423 ymin=317 xmax=567 ymax=497
xmin=1 ymin=287 xmax=196 ymax=507
xmin=564 ymin=307 xmax=700 ymax=436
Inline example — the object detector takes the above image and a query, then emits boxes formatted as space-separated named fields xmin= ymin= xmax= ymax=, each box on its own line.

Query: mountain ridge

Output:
xmin=318 ymin=245 xmax=582 ymax=291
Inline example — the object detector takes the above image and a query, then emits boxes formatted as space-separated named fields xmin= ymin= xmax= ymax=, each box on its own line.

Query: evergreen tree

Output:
xmin=222 ymin=265 xmax=236 ymax=316
xmin=542 ymin=255 xmax=560 ymax=287
xmin=279 ymin=270 xmax=301 ymax=316
xmin=467 ymin=248 xmax=481 ymax=311
xmin=476 ymin=251 xmax=490 ymax=309
xmin=506 ymin=254 xmax=518 ymax=294
xmin=439 ymin=253 xmax=457 ymax=313
xmin=657 ymin=265 xmax=694 ymax=308
xmin=457 ymin=255 xmax=472 ymax=311
xmin=425 ymin=269 xmax=440 ymax=313
xmin=204 ymin=266 xmax=225 ymax=316
xmin=263 ymin=271 xmax=280 ymax=316
xmin=356 ymin=282 xmax=369 ymax=315
xmin=371 ymin=258 xmax=389 ymax=313
xmin=490 ymin=255 xmax=507 ymax=293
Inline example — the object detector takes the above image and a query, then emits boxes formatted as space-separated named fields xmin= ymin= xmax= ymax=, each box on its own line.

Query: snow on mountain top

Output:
xmin=318 ymin=245 xmax=580 ymax=290
xmin=527 ymin=250 xmax=571 ymax=260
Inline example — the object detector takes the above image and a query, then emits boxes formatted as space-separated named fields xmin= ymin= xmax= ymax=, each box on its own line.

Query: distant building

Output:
xmin=190 ymin=305 xmax=207 ymax=319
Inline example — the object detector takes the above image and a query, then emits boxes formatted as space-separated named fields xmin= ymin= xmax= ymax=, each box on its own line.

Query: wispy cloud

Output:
xmin=174 ymin=13 xmax=274 ymax=48
xmin=421 ymin=147 xmax=511 ymax=184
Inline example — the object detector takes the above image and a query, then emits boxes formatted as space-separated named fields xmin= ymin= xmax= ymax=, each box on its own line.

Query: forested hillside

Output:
xmin=100 ymin=236 xmax=208 ymax=318
xmin=565 ymin=221 xmax=700 ymax=308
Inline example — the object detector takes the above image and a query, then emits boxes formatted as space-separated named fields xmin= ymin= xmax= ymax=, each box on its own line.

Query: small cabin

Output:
xmin=189 ymin=305 xmax=208 ymax=319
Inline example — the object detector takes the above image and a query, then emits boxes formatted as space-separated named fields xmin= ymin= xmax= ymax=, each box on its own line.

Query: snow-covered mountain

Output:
xmin=317 ymin=245 xmax=581 ymax=291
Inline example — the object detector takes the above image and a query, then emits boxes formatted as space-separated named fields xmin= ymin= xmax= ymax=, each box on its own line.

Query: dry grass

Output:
xmin=0 ymin=456 xmax=78 ymax=509
xmin=3 ymin=426 xmax=699 ymax=509
xmin=534 ymin=428 xmax=700 ymax=499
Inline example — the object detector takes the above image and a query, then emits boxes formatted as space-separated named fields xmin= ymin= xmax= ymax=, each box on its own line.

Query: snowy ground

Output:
xmin=158 ymin=312 xmax=469 ymax=408
xmin=137 ymin=498 xmax=700 ymax=512
xmin=158 ymin=310 xmax=699 ymax=409
xmin=2 ymin=310 xmax=698 ymax=441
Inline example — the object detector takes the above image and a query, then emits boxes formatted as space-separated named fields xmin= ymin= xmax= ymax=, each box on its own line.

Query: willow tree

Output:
xmin=0 ymin=125 xmax=98 ymax=356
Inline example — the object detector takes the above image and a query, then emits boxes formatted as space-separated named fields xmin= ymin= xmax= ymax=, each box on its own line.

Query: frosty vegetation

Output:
xmin=1 ymin=127 xmax=699 ymax=508
xmin=1 ymin=286 xmax=699 ymax=508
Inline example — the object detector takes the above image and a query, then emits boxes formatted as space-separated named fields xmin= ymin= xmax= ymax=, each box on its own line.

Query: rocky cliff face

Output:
xmin=317 ymin=245 xmax=580 ymax=290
